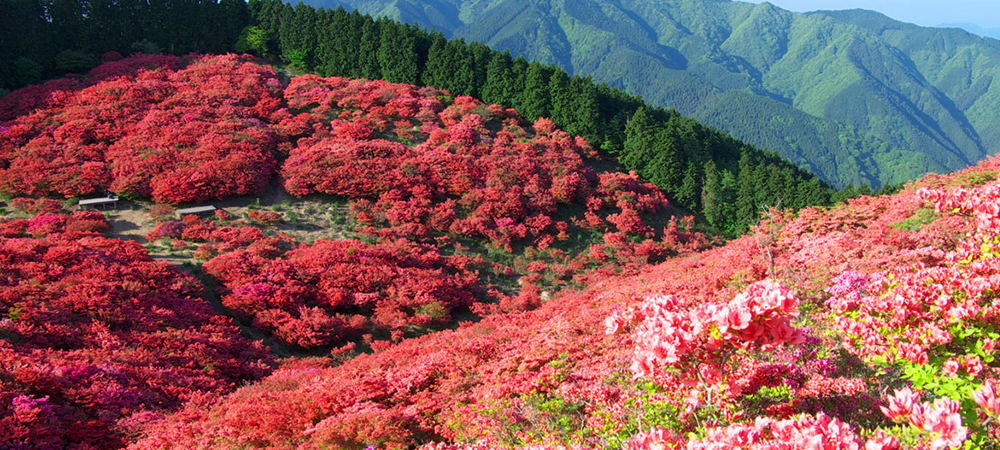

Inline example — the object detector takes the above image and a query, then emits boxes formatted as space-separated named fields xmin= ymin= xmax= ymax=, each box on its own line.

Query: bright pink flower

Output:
xmin=880 ymin=388 xmax=920 ymax=423
xmin=942 ymin=359 xmax=960 ymax=376
xmin=720 ymin=304 xmax=751 ymax=332
xmin=922 ymin=398 xmax=967 ymax=450
xmin=897 ymin=342 xmax=929 ymax=365
xmin=964 ymin=355 xmax=984 ymax=378
xmin=972 ymin=380 xmax=1000 ymax=417
xmin=627 ymin=426 xmax=683 ymax=450
xmin=865 ymin=431 xmax=900 ymax=450
xmin=605 ymin=315 xmax=622 ymax=334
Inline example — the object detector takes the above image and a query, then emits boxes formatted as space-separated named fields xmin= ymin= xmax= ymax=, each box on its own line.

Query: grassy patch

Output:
xmin=890 ymin=207 xmax=938 ymax=231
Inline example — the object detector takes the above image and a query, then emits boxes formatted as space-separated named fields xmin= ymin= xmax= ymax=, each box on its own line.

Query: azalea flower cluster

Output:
xmin=683 ymin=413 xmax=890 ymax=450
xmin=0 ymin=54 xmax=283 ymax=202
xmin=827 ymin=183 xmax=1000 ymax=370
xmin=203 ymin=238 xmax=490 ymax=349
xmin=610 ymin=279 xmax=805 ymax=415
xmin=278 ymin=74 xmax=673 ymax=252
xmin=145 ymin=212 xmax=290 ymax=260
xmin=880 ymin=388 xmax=967 ymax=450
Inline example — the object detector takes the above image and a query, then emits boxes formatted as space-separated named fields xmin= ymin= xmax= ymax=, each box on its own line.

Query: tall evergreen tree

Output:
xmin=566 ymin=76 xmax=600 ymax=143
xmin=508 ymin=56 xmax=529 ymax=107
xmin=421 ymin=33 xmax=449 ymax=89
xmin=621 ymin=107 xmax=657 ymax=176
xmin=377 ymin=22 xmax=418 ymax=84
xmin=720 ymin=169 xmax=739 ymax=234
xmin=468 ymin=41 xmax=492 ymax=98
xmin=650 ymin=127 xmax=684 ymax=193
xmin=445 ymin=39 xmax=475 ymax=96
xmin=702 ymin=160 xmax=722 ymax=228
xmin=519 ymin=61 xmax=550 ymax=120
xmin=548 ymin=69 xmax=572 ymax=127
xmin=358 ymin=18 xmax=381 ymax=80
xmin=481 ymin=51 xmax=512 ymax=105
xmin=736 ymin=150 xmax=757 ymax=232
xmin=677 ymin=164 xmax=701 ymax=211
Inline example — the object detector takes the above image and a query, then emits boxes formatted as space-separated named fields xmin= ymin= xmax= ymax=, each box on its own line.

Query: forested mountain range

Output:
xmin=299 ymin=0 xmax=1000 ymax=189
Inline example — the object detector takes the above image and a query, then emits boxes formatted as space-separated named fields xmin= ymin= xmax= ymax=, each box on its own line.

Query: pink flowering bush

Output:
xmin=824 ymin=181 xmax=1000 ymax=446
xmin=609 ymin=280 xmax=805 ymax=422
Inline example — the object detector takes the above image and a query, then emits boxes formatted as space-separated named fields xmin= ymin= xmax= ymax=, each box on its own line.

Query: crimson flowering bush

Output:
xmin=9 ymin=197 xmax=63 ymax=214
xmin=278 ymin=75 xmax=677 ymax=254
xmin=145 ymin=214 xmax=289 ymax=260
xmin=0 ymin=215 xmax=274 ymax=449
xmin=0 ymin=210 xmax=108 ymax=237
xmin=0 ymin=54 xmax=282 ymax=202
xmin=275 ymin=75 xmax=709 ymax=311
xmin=203 ymin=238 xmax=490 ymax=349
xmin=246 ymin=209 xmax=282 ymax=225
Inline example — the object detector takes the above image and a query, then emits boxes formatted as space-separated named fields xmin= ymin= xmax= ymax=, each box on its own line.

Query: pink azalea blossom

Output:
xmin=880 ymin=388 xmax=920 ymax=423
xmin=972 ymin=380 xmax=1000 ymax=417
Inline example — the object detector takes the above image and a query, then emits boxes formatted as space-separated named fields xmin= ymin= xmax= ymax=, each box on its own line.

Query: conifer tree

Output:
xmin=621 ymin=107 xmax=657 ymax=175
xmin=650 ymin=127 xmax=684 ymax=191
xmin=377 ymin=23 xmax=418 ymax=84
xmin=358 ymin=18 xmax=381 ymax=80
xmin=736 ymin=150 xmax=757 ymax=232
xmin=720 ymin=169 xmax=739 ymax=234
xmin=519 ymin=61 xmax=550 ymax=120
xmin=677 ymin=163 xmax=701 ymax=210
xmin=702 ymin=160 xmax=722 ymax=228
xmin=509 ymin=56 xmax=529 ymax=106
xmin=481 ymin=51 xmax=512 ymax=105
xmin=566 ymin=76 xmax=600 ymax=143
xmin=421 ymin=34 xmax=449 ymax=89
xmin=548 ymin=69 xmax=572 ymax=127
xmin=469 ymin=41 xmax=492 ymax=98
xmin=445 ymin=39 xmax=475 ymax=96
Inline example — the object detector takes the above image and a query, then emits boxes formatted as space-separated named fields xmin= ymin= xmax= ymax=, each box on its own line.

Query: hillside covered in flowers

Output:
xmin=126 ymin=155 xmax=1000 ymax=450
xmin=2 ymin=54 xmax=1000 ymax=449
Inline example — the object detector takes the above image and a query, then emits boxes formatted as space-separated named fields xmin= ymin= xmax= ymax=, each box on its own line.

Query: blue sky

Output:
xmin=743 ymin=0 xmax=1000 ymax=31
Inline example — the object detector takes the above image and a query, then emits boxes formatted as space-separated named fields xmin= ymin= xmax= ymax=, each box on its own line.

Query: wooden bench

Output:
xmin=78 ymin=196 xmax=119 ymax=210
xmin=176 ymin=205 xmax=217 ymax=217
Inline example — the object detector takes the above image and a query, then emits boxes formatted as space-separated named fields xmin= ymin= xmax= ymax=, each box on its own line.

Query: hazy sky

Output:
xmin=743 ymin=0 xmax=1000 ymax=30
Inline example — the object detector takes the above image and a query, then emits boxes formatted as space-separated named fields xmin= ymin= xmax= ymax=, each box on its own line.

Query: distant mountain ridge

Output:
xmin=298 ymin=0 xmax=1000 ymax=189
xmin=940 ymin=22 xmax=1000 ymax=40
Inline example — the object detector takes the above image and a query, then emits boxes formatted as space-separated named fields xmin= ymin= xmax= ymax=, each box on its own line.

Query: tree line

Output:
xmin=0 ymin=0 xmax=877 ymax=234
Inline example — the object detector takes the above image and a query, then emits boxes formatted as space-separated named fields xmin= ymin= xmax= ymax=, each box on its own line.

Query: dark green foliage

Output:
xmin=377 ymin=21 xmax=419 ymax=84
xmin=519 ymin=62 xmax=552 ymax=121
xmin=0 ymin=0 xmax=252 ymax=90
xmin=701 ymin=161 xmax=722 ymax=229
xmin=481 ymin=51 xmax=512 ymax=105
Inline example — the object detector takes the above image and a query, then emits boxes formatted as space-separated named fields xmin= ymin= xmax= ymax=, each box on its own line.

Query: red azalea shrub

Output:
xmin=0 ymin=210 xmax=108 ymax=237
xmin=145 ymin=214 xmax=290 ymax=260
xmin=0 ymin=217 xmax=274 ymax=449
xmin=278 ymin=76 xmax=677 ymax=254
xmin=0 ymin=54 xmax=283 ymax=202
xmin=203 ymin=238 xmax=489 ymax=349
xmin=9 ymin=197 xmax=63 ymax=214
xmin=246 ymin=210 xmax=281 ymax=225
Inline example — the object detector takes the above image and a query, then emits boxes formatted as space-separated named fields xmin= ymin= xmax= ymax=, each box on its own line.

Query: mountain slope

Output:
xmin=299 ymin=0 xmax=1000 ymax=189
xmin=130 ymin=137 xmax=1000 ymax=449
